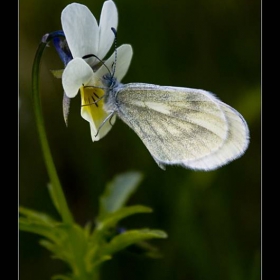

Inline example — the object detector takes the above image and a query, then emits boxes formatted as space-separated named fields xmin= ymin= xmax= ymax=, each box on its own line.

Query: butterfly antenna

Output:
xmin=82 ymin=53 xmax=112 ymax=76
xmin=111 ymin=27 xmax=118 ymax=78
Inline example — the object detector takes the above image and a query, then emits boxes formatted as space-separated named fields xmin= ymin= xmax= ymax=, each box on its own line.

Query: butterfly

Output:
xmin=101 ymin=77 xmax=249 ymax=171
xmin=71 ymin=28 xmax=250 ymax=171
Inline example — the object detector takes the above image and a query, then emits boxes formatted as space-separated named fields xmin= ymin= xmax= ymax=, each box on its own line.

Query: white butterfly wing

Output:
xmin=182 ymin=100 xmax=249 ymax=170
xmin=113 ymin=83 xmax=249 ymax=171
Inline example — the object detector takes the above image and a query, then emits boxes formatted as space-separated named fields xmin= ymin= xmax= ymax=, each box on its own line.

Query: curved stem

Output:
xmin=31 ymin=31 xmax=73 ymax=224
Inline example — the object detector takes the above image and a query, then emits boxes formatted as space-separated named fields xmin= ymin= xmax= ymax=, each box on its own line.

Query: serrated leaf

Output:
xmin=101 ymin=229 xmax=168 ymax=256
xmin=98 ymin=171 xmax=144 ymax=219
xmin=39 ymin=239 xmax=56 ymax=252
xmin=19 ymin=206 xmax=58 ymax=226
xmin=86 ymin=254 xmax=112 ymax=272
xmin=97 ymin=205 xmax=152 ymax=231
xmin=19 ymin=219 xmax=60 ymax=241
xmin=40 ymin=224 xmax=90 ymax=276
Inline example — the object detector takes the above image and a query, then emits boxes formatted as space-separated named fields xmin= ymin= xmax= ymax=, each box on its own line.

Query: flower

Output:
xmin=61 ymin=1 xmax=133 ymax=141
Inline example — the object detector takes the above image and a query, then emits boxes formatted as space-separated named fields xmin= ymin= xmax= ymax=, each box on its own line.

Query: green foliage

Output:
xmin=98 ymin=171 xmax=144 ymax=219
xmin=19 ymin=172 xmax=167 ymax=280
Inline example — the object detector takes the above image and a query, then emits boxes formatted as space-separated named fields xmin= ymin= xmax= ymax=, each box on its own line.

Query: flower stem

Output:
xmin=31 ymin=32 xmax=73 ymax=225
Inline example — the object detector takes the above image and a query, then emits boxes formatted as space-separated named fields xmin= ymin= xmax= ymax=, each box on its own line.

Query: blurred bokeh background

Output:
xmin=19 ymin=0 xmax=261 ymax=279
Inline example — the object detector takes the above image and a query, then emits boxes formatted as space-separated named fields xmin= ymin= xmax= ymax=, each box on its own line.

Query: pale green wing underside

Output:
xmin=115 ymin=84 xmax=249 ymax=171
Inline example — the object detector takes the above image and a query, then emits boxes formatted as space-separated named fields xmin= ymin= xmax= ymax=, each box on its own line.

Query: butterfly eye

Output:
xmin=102 ymin=74 xmax=116 ymax=89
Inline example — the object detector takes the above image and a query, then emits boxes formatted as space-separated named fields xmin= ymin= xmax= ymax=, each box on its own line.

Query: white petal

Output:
xmin=98 ymin=0 xmax=118 ymax=60
xmin=81 ymin=109 xmax=116 ymax=141
xmin=95 ymin=44 xmax=133 ymax=82
xmin=114 ymin=44 xmax=133 ymax=81
xmin=62 ymin=58 xmax=93 ymax=97
xmin=61 ymin=3 xmax=99 ymax=60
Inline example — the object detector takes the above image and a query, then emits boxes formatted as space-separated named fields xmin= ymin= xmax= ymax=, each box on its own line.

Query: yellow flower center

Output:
xmin=79 ymin=86 xmax=116 ymax=140
xmin=80 ymin=86 xmax=108 ymax=124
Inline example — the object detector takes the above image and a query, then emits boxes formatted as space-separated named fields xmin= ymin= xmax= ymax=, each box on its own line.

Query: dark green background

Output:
xmin=19 ymin=0 xmax=261 ymax=279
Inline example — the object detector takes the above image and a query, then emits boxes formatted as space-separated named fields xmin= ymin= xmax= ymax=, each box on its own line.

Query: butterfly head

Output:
xmin=102 ymin=72 xmax=118 ymax=89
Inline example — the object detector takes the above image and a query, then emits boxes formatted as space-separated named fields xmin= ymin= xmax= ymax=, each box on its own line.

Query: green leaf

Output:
xmin=19 ymin=206 xmax=58 ymax=226
xmin=50 ymin=69 xmax=64 ymax=78
xmin=101 ymin=228 xmax=168 ymax=256
xmin=98 ymin=171 xmax=144 ymax=219
xmin=86 ymin=254 xmax=112 ymax=272
xmin=19 ymin=206 xmax=63 ymax=243
xmin=97 ymin=205 xmax=152 ymax=231
xmin=19 ymin=218 xmax=61 ymax=241
xmin=19 ymin=171 xmax=168 ymax=279
xmin=124 ymin=240 xmax=164 ymax=259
